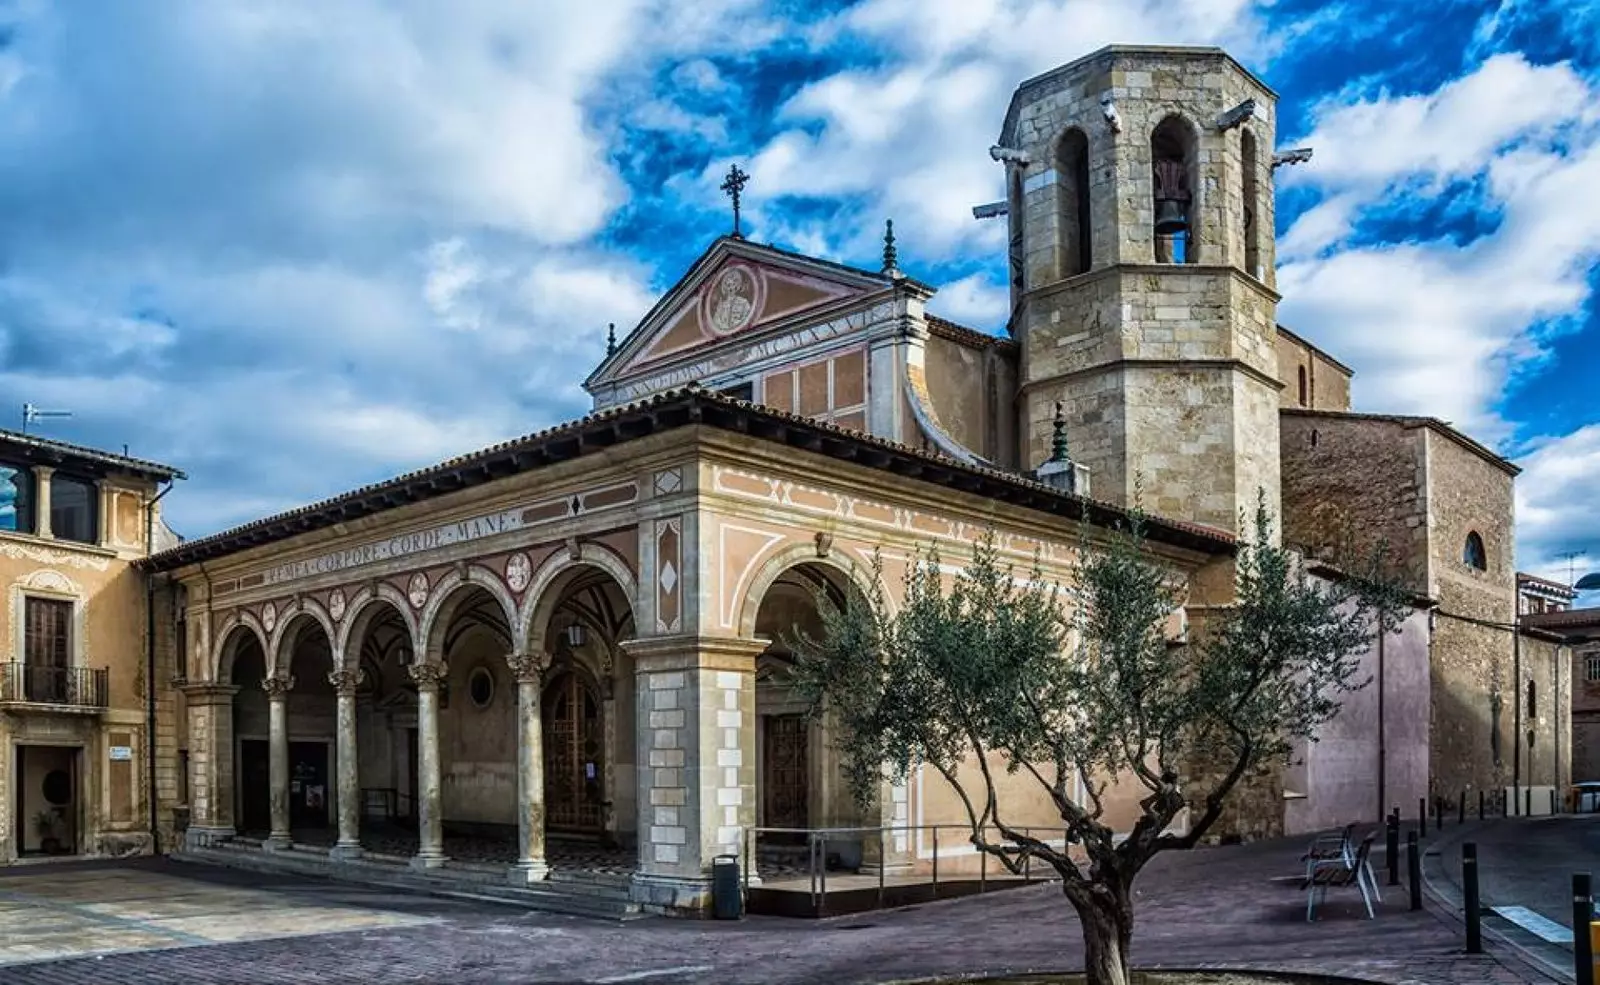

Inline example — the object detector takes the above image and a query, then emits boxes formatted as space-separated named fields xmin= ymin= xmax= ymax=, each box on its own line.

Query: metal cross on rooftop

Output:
xmin=720 ymin=164 xmax=750 ymax=238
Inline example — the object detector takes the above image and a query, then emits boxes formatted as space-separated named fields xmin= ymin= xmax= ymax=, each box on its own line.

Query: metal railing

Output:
xmin=0 ymin=663 xmax=108 ymax=707
xmin=742 ymin=823 xmax=1069 ymax=917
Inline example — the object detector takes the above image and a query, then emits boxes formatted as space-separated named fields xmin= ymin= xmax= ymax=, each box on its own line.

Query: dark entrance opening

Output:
xmin=239 ymin=739 xmax=270 ymax=834
xmin=14 ymin=745 xmax=80 ymax=856
xmin=544 ymin=668 xmax=604 ymax=834
xmin=289 ymin=742 xmax=330 ymax=830
xmin=763 ymin=713 xmax=810 ymax=841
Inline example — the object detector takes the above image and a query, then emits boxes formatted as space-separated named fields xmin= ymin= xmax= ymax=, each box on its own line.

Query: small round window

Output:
xmin=468 ymin=666 xmax=495 ymax=709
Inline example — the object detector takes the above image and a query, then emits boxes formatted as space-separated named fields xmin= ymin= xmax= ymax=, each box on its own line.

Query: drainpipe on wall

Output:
xmin=1376 ymin=615 xmax=1387 ymax=824
xmin=144 ymin=479 xmax=177 ymax=853
xmin=1512 ymin=612 xmax=1522 ymax=811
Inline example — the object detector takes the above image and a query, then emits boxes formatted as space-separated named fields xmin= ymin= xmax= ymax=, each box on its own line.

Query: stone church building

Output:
xmin=0 ymin=44 xmax=1570 ymax=912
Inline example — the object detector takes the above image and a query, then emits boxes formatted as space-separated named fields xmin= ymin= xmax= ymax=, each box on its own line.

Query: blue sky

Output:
xmin=0 ymin=0 xmax=1597 ymax=589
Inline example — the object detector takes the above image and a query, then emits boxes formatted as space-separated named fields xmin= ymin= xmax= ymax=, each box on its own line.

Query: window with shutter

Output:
xmin=23 ymin=597 xmax=72 ymax=702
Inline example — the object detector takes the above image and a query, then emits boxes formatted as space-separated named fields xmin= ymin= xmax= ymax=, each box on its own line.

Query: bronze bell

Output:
xmin=1153 ymin=158 xmax=1190 ymax=236
xmin=1154 ymin=197 xmax=1188 ymax=235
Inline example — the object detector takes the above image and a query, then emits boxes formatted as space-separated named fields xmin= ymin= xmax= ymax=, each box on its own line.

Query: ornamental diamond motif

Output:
xmin=407 ymin=572 xmax=430 ymax=610
xmin=328 ymin=589 xmax=346 ymax=622
xmin=505 ymin=552 xmax=532 ymax=594
xmin=659 ymin=560 xmax=678 ymax=596
xmin=261 ymin=602 xmax=277 ymax=634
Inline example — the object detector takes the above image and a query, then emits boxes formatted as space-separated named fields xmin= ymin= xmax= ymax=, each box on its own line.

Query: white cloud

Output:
xmin=1515 ymin=424 xmax=1600 ymax=583
xmin=730 ymin=0 xmax=1271 ymax=264
xmin=1276 ymin=55 xmax=1600 ymax=440
xmin=930 ymin=273 xmax=1008 ymax=330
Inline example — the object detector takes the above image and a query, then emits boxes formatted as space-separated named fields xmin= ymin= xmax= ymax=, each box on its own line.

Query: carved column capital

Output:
xmin=260 ymin=675 xmax=295 ymax=699
xmin=327 ymin=668 xmax=366 ymax=697
xmin=506 ymin=651 xmax=552 ymax=686
xmin=407 ymin=661 xmax=449 ymax=690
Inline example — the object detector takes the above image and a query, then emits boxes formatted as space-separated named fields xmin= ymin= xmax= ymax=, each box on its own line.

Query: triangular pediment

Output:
xmin=587 ymin=238 xmax=890 ymax=392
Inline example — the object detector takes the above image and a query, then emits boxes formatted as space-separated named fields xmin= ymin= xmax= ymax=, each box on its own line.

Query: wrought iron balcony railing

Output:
xmin=0 ymin=663 xmax=109 ymax=708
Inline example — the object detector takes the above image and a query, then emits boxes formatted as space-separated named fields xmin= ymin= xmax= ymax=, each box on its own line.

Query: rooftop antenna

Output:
xmin=1557 ymin=550 xmax=1589 ymax=587
xmin=21 ymin=403 xmax=72 ymax=435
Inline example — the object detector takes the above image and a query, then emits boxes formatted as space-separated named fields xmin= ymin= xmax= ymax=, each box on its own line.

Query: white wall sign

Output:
xmin=109 ymin=746 xmax=133 ymax=761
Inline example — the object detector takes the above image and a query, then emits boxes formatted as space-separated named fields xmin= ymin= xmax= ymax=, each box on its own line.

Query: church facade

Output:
xmin=2 ymin=44 xmax=1568 ymax=913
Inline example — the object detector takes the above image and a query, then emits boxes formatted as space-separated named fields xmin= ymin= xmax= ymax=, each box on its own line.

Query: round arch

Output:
xmin=212 ymin=611 xmax=269 ymax=684
xmin=517 ymin=543 xmax=639 ymax=656
xmin=735 ymin=541 xmax=885 ymax=640
xmin=267 ymin=598 xmax=337 ymax=679
xmin=417 ymin=564 xmax=519 ymax=663
xmin=334 ymin=583 xmax=419 ymax=668
xmin=1150 ymin=111 xmax=1203 ymax=263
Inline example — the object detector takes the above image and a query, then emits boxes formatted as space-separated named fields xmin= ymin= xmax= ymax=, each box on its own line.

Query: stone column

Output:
xmin=181 ymin=682 xmax=241 ymax=847
xmin=33 ymin=465 xmax=53 ymax=538
xmin=328 ymin=669 xmax=365 ymax=860
xmin=262 ymin=675 xmax=295 ymax=850
xmin=624 ymin=635 xmax=766 ymax=915
xmin=408 ymin=661 xmax=449 ymax=869
xmin=506 ymin=651 xmax=551 ymax=884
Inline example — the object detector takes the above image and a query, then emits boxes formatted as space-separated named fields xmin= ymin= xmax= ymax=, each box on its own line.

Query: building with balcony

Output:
xmin=0 ymin=428 xmax=183 ymax=862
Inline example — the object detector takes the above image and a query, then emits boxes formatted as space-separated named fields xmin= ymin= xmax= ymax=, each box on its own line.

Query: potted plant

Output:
xmin=33 ymin=809 xmax=63 ymax=854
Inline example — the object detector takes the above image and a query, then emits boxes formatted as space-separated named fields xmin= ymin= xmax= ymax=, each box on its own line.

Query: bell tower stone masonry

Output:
xmin=1000 ymin=46 xmax=1281 ymax=535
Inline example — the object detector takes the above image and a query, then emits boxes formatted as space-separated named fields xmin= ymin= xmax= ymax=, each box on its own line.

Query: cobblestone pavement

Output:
xmin=0 ymin=832 xmax=1558 ymax=985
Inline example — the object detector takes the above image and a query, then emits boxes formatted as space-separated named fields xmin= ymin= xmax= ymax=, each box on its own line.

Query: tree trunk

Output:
xmin=1072 ymin=883 xmax=1134 ymax=985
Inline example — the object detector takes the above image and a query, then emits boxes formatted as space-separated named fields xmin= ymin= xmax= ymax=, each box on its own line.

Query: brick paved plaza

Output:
xmin=0 ymin=828 xmax=1561 ymax=985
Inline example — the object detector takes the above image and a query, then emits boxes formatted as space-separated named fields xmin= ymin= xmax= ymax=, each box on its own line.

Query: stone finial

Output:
xmin=881 ymin=219 xmax=900 ymax=278
xmin=407 ymin=661 xmax=449 ymax=690
xmin=327 ymin=668 xmax=366 ymax=696
xmin=260 ymin=674 xmax=295 ymax=699
xmin=1049 ymin=401 xmax=1070 ymax=463
xmin=1037 ymin=402 xmax=1090 ymax=498
xmin=606 ymin=322 xmax=617 ymax=357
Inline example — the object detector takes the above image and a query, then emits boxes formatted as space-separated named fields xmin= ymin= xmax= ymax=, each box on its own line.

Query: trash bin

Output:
xmin=712 ymin=854 xmax=742 ymax=920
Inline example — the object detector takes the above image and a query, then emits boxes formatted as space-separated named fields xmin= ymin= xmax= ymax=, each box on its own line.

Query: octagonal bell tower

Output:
xmin=999 ymin=45 xmax=1281 ymax=535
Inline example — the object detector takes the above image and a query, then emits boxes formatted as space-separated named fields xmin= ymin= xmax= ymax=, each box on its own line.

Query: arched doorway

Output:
xmin=542 ymin=666 xmax=605 ymax=833
xmin=224 ymin=629 xmax=271 ymax=836
xmin=342 ymin=596 xmax=416 ymax=842
xmin=524 ymin=556 xmax=637 ymax=849
xmin=750 ymin=562 xmax=868 ymax=855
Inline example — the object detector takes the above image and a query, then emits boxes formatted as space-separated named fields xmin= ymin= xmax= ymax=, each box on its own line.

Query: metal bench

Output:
xmin=1305 ymin=833 xmax=1377 ymax=921
xmin=1300 ymin=822 xmax=1381 ymax=904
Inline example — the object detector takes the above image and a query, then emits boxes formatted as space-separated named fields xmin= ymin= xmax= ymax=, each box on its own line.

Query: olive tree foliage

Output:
xmin=788 ymin=498 xmax=1408 ymax=985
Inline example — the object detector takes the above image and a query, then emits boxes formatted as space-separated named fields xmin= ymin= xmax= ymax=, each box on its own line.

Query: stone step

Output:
xmin=174 ymin=846 xmax=644 ymax=921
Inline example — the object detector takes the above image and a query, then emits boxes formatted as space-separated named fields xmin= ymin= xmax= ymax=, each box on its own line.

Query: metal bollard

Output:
xmin=1387 ymin=811 xmax=1400 ymax=887
xmin=1420 ymin=797 xmax=1428 ymax=838
xmin=1478 ymin=789 xmax=1485 ymax=820
xmin=1463 ymin=843 xmax=1482 ymax=954
xmin=1552 ymin=788 xmax=1559 ymax=816
xmin=1575 ymin=873 xmax=1594 ymax=985
xmin=1407 ymin=831 xmax=1422 ymax=911
xmin=1459 ymin=791 xmax=1466 ymax=825
xmin=1526 ymin=787 xmax=1533 ymax=818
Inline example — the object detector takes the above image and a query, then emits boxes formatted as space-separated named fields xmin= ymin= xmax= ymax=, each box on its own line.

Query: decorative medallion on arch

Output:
xmin=407 ymin=573 xmax=430 ymax=610
xmin=328 ymin=589 xmax=347 ymax=622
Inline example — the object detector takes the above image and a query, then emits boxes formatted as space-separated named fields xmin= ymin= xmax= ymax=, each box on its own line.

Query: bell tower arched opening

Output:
xmin=1151 ymin=115 xmax=1199 ymax=264
xmin=1057 ymin=127 xmax=1092 ymax=277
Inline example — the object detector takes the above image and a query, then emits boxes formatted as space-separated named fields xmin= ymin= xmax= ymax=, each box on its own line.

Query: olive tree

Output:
xmin=789 ymin=500 xmax=1407 ymax=985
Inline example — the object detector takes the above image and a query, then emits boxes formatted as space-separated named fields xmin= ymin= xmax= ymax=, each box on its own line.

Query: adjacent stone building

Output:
xmin=0 ymin=429 xmax=183 ymax=862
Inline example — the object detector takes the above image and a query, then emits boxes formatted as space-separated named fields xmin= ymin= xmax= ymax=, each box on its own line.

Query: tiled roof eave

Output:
xmin=140 ymin=387 xmax=1234 ymax=573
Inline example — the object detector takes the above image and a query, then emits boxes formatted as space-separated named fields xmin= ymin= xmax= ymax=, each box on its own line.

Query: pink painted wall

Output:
xmin=1285 ymin=604 xmax=1431 ymax=836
